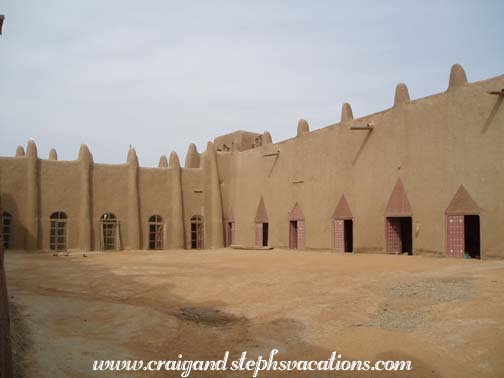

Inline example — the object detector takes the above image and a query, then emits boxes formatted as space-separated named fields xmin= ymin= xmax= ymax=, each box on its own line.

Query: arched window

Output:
xmin=100 ymin=213 xmax=119 ymax=251
xmin=50 ymin=212 xmax=67 ymax=251
xmin=190 ymin=215 xmax=203 ymax=249
xmin=148 ymin=215 xmax=163 ymax=250
xmin=2 ymin=212 xmax=12 ymax=249
xmin=101 ymin=213 xmax=116 ymax=221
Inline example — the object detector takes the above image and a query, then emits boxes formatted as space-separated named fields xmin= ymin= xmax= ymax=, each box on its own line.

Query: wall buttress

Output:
xmin=127 ymin=149 xmax=141 ymax=250
xmin=78 ymin=145 xmax=93 ymax=251
xmin=25 ymin=140 xmax=39 ymax=251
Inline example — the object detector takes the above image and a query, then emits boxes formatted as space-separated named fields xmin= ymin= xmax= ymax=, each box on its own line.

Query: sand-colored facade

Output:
xmin=0 ymin=64 xmax=503 ymax=258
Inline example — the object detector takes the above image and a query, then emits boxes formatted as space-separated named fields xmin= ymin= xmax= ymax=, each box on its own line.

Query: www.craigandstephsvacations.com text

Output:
xmin=92 ymin=349 xmax=412 ymax=377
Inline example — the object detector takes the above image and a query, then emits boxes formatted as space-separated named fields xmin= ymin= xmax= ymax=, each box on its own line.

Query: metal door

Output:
xmin=446 ymin=215 xmax=464 ymax=258
xmin=334 ymin=220 xmax=344 ymax=252
xmin=385 ymin=218 xmax=402 ymax=253
xmin=297 ymin=220 xmax=305 ymax=249
xmin=255 ymin=222 xmax=262 ymax=247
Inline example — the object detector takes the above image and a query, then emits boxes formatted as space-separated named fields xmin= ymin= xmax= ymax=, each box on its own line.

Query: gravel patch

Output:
xmin=366 ymin=276 xmax=473 ymax=331
xmin=367 ymin=309 xmax=424 ymax=331
xmin=388 ymin=276 xmax=473 ymax=303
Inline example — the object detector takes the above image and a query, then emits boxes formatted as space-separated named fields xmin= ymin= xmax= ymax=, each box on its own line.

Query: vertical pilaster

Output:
xmin=185 ymin=143 xmax=200 ymax=168
xmin=25 ymin=140 xmax=39 ymax=251
xmin=127 ymin=148 xmax=141 ymax=250
xmin=203 ymin=142 xmax=224 ymax=248
xmin=169 ymin=152 xmax=185 ymax=249
xmin=78 ymin=144 xmax=93 ymax=251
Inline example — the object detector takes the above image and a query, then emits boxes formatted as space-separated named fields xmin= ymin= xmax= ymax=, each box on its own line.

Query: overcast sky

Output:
xmin=0 ymin=1 xmax=503 ymax=166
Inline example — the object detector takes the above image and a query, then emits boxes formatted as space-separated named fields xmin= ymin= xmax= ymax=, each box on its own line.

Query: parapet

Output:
xmin=185 ymin=143 xmax=200 ymax=168
xmin=15 ymin=146 xmax=25 ymax=157
xmin=262 ymin=131 xmax=272 ymax=144
xmin=169 ymin=151 xmax=181 ymax=168
xmin=341 ymin=103 xmax=354 ymax=122
xmin=127 ymin=148 xmax=139 ymax=166
xmin=26 ymin=140 xmax=38 ymax=159
xmin=78 ymin=144 xmax=93 ymax=163
xmin=158 ymin=155 xmax=169 ymax=168
xmin=297 ymin=119 xmax=309 ymax=136
xmin=48 ymin=148 xmax=58 ymax=160
xmin=447 ymin=64 xmax=468 ymax=92
xmin=394 ymin=83 xmax=410 ymax=107
xmin=214 ymin=130 xmax=261 ymax=152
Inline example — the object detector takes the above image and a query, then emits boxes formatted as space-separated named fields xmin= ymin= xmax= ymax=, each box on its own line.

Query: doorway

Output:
xmin=148 ymin=215 xmax=163 ymax=250
xmin=49 ymin=212 xmax=67 ymax=252
xmin=344 ymin=219 xmax=353 ymax=252
xmin=289 ymin=221 xmax=298 ymax=249
xmin=464 ymin=215 xmax=480 ymax=259
xmin=100 ymin=213 xmax=119 ymax=251
xmin=227 ymin=221 xmax=235 ymax=246
xmin=333 ymin=219 xmax=353 ymax=252
xmin=385 ymin=217 xmax=412 ymax=254
xmin=262 ymin=223 xmax=268 ymax=246
xmin=255 ymin=222 xmax=269 ymax=247
xmin=2 ymin=212 xmax=12 ymax=249
xmin=191 ymin=215 xmax=203 ymax=249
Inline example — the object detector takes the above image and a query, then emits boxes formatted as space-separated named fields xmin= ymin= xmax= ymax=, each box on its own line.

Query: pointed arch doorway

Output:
xmin=255 ymin=197 xmax=269 ymax=247
xmin=384 ymin=178 xmax=413 ymax=255
xmin=289 ymin=203 xmax=305 ymax=249
xmin=332 ymin=195 xmax=353 ymax=252
xmin=225 ymin=209 xmax=235 ymax=247
xmin=445 ymin=185 xmax=480 ymax=259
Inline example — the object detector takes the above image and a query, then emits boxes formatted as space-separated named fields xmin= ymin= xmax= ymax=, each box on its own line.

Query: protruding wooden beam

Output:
xmin=263 ymin=151 xmax=280 ymax=157
xmin=487 ymin=89 xmax=504 ymax=96
xmin=350 ymin=123 xmax=374 ymax=131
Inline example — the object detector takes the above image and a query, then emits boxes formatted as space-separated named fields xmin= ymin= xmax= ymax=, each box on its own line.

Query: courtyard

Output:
xmin=5 ymin=249 xmax=504 ymax=378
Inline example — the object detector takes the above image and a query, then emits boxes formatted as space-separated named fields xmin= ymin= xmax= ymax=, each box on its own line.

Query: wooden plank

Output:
xmin=263 ymin=151 xmax=280 ymax=157
xmin=350 ymin=125 xmax=374 ymax=130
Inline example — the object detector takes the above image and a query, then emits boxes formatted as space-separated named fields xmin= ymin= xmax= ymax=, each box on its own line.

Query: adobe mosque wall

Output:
xmin=0 ymin=141 xmax=224 ymax=252
xmin=221 ymin=65 xmax=504 ymax=258
xmin=0 ymin=64 xmax=503 ymax=258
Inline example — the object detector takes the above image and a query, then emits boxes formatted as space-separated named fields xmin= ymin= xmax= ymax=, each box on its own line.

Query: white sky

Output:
xmin=0 ymin=1 xmax=503 ymax=166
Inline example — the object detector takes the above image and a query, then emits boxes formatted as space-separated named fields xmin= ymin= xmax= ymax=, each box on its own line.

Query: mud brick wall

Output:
xmin=0 ymin=245 xmax=13 ymax=378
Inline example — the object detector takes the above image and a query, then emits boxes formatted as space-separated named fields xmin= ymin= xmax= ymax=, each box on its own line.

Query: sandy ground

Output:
xmin=4 ymin=249 xmax=504 ymax=378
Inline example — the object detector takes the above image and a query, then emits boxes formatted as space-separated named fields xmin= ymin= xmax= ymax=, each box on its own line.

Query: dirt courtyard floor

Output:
xmin=4 ymin=249 xmax=504 ymax=378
